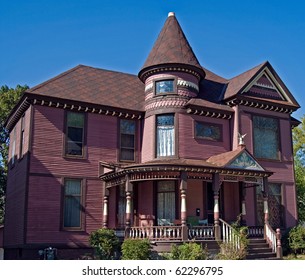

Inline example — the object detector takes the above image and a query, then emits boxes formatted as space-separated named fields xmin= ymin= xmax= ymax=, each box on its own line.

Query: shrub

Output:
xmin=288 ymin=225 xmax=305 ymax=255
xmin=89 ymin=228 xmax=120 ymax=260
xmin=217 ymin=240 xmax=247 ymax=260
xmin=121 ymin=239 xmax=152 ymax=260
xmin=167 ymin=242 xmax=207 ymax=260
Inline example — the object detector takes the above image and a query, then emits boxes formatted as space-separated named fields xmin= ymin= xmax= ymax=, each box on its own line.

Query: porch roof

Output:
xmin=99 ymin=154 xmax=272 ymax=185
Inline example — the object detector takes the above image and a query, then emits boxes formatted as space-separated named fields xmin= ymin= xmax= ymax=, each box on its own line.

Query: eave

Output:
xmin=225 ymin=95 xmax=298 ymax=114
xmin=5 ymin=92 xmax=145 ymax=132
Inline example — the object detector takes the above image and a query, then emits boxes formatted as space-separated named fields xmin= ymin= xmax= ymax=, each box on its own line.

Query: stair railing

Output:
xmin=219 ymin=218 xmax=241 ymax=250
xmin=264 ymin=222 xmax=282 ymax=258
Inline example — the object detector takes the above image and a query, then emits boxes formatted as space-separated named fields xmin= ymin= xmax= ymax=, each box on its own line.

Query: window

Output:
xmin=11 ymin=127 xmax=16 ymax=166
xmin=63 ymin=179 xmax=82 ymax=229
xmin=195 ymin=122 xmax=222 ymax=141
xmin=65 ymin=112 xmax=85 ymax=156
xmin=117 ymin=185 xmax=126 ymax=228
xmin=256 ymin=183 xmax=283 ymax=228
xmin=157 ymin=181 xmax=176 ymax=225
xmin=253 ymin=115 xmax=279 ymax=160
xmin=156 ymin=114 xmax=175 ymax=157
xmin=155 ymin=80 xmax=174 ymax=94
xmin=20 ymin=115 xmax=25 ymax=157
xmin=120 ymin=119 xmax=135 ymax=161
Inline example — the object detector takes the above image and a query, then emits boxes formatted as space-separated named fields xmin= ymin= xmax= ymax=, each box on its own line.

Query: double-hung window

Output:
xmin=65 ymin=112 xmax=85 ymax=156
xmin=253 ymin=115 xmax=279 ymax=160
xmin=63 ymin=179 xmax=82 ymax=229
xmin=120 ymin=119 xmax=136 ymax=161
xmin=156 ymin=114 xmax=175 ymax=157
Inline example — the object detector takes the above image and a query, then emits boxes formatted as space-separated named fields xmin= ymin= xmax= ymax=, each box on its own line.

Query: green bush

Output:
xmin=89 ymin=228 xmax=120 ymax=260
xmin=167 ymin=242 xmax=207 ymax=260
xmin=288 ymin=225 xmax=305 ymax=255
xmin=217 ymin=241 xmax=247 ymax=260
xmin=121 ymin=239 xmax=152 ymax=260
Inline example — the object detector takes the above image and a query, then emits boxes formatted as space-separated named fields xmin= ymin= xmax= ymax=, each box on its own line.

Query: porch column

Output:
xmin=213 ymin=173 xmax=221 ymax=241
xmin=262 ymin=177 xmax=269 ymax=223
xmin=241 ymin=182 xmax=247 ymax=226
xmin=102 ymin=188 xmax=109 ymax=228
xmin=125 ymin=175 xmax=133 ymax=228
xmin=180 ymin=171 xmax=188 ymax=241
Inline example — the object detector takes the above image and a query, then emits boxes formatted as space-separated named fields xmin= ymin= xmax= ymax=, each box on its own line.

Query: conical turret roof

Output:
xmin=138 ymin=12 xmax=205 ymax=82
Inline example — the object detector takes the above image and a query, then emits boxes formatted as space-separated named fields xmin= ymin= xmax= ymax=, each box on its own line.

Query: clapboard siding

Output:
xmin=4 ymin=106 xmax=32 ymax=247
xmin=26 ymin=176 xmax=103 ymax=245
xmin=178 ymin=113 xmax=230 ymax=159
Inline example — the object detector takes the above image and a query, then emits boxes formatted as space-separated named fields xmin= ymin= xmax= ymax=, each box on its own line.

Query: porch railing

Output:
xmin=265 ymin=222 xmax=282 ymax=258
xmin=126 ymin=226 xmax=182 ymax=241
xmin=219 ymin=219 xmax=241 ymax=250
xmin=247 ymin=226 xmax=264 ymax=238
xmin=188 ymin=226 xmax=214 ymax=240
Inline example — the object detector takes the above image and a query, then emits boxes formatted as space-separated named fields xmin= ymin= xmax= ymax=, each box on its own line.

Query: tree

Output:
xmin=0 ymin=85 xmax=28 ymax=224
xmin=292 ymin=116 xmax=305 ymax=223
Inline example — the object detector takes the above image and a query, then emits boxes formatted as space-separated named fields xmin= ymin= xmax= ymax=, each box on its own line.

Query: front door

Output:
xmin=156 ymin=181 xmax=176 ymax=225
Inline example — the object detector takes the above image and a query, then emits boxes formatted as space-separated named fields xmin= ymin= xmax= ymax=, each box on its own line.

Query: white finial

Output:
xmin=168 ymin=12 xmax=175 ymax=17
xmin=238 ymin=133 xmax=247 ymax=146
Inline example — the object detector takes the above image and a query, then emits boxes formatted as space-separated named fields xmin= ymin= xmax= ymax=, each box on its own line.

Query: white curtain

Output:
xmin=157 ymin=126 xmax=174 ymax=156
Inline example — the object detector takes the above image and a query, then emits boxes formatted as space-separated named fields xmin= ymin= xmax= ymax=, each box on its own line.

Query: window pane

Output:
xmin=120 ymin=120 xmax=135 ymax=134
xmin=157 ymin=181 xmax=176 ymax=192
xmin=64 ymin=197 xmax=81 ymax=227
xmin=67 ymin=141 xmax=83 ymax=155
xmin=64 ymin=179 xmax=81 ymax=228
xmin=157 ymin=115 xmax=174 ymax=126
xmin=68 ymin=127 xmax=83 ymax=142
xmin=65 ymin=180 xmax=81 ymax=195
xmin=121 ymin=134 xmax=134 ymax=148
xmin=253 ymin=116 xmax=279 ymax=159
xmin=67 ymin=112 xmax=84 ymax=127
xmin=195 ymin=122 xmax=221 ymax=141
xmin=156 ymin=80 xmax=174 ymax=94
xmin=121 ymin=148 xmax=134 ymax=161
xmin=157 ymin=181 xmax=176 ymax=225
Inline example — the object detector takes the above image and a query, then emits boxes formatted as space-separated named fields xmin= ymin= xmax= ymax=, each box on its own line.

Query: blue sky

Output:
xmin=1 ymin=0 xmax=304 ymax=119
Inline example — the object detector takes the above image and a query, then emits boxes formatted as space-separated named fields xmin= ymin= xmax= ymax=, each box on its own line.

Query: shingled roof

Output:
xmin=27 ymin=65 xmax=145 ymax=111
xmin=138 ymin=12 xmax=205 ymax=81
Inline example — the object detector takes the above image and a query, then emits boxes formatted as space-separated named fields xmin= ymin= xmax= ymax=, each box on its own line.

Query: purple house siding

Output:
xmin=178 ymin=114 xmax=231 ymax=160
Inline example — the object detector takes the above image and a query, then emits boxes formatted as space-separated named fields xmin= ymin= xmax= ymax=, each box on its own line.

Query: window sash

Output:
xmin=66 ymin=112 xmax=84 ymax=156
xmin=63 ymin=179 xmax=82 ymax=229
xmin=157 ymin=181 xmax=176 ymax=225
xmin=120 ymin=120 xmax=135 ymax=161
xmin=156 ymin=115 xmax=175 ymax=157
xmin=253 ymin=116 xmax=279 ymax=160
xmin=155 ymin=80 xmax=174 ymax=94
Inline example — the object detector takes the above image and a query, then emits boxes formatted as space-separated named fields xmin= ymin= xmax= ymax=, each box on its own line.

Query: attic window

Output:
xmin=155 ymin=79 xmax=174 ymax=94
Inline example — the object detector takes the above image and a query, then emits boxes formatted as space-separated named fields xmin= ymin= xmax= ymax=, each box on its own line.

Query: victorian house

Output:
xmin=3 ymin=12 xmax=300 ymax=259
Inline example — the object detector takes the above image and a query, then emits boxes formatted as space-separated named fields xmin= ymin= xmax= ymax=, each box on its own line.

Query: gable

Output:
xmin=241 ymin=67 xmax=292 ymax=103
xmin=227 ymin=150 xmax=264 ymax=171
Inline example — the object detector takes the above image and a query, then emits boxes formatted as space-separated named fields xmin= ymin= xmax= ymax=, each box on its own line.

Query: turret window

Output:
xmin=156 ymin=114 xmax=175 ymax=157
xmin=155 ymin=79 xmax=174 ymax=94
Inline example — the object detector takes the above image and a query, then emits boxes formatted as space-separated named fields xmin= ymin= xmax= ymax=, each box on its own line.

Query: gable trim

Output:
xmin=242 ymin=66 xmax=293 ymax=104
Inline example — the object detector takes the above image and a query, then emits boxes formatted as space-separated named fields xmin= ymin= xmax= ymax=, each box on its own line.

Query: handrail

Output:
xmin=264 ymin=222 xmax=282 ymax=258
xmin=219 ymin=218 xmax=241 ymax=250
